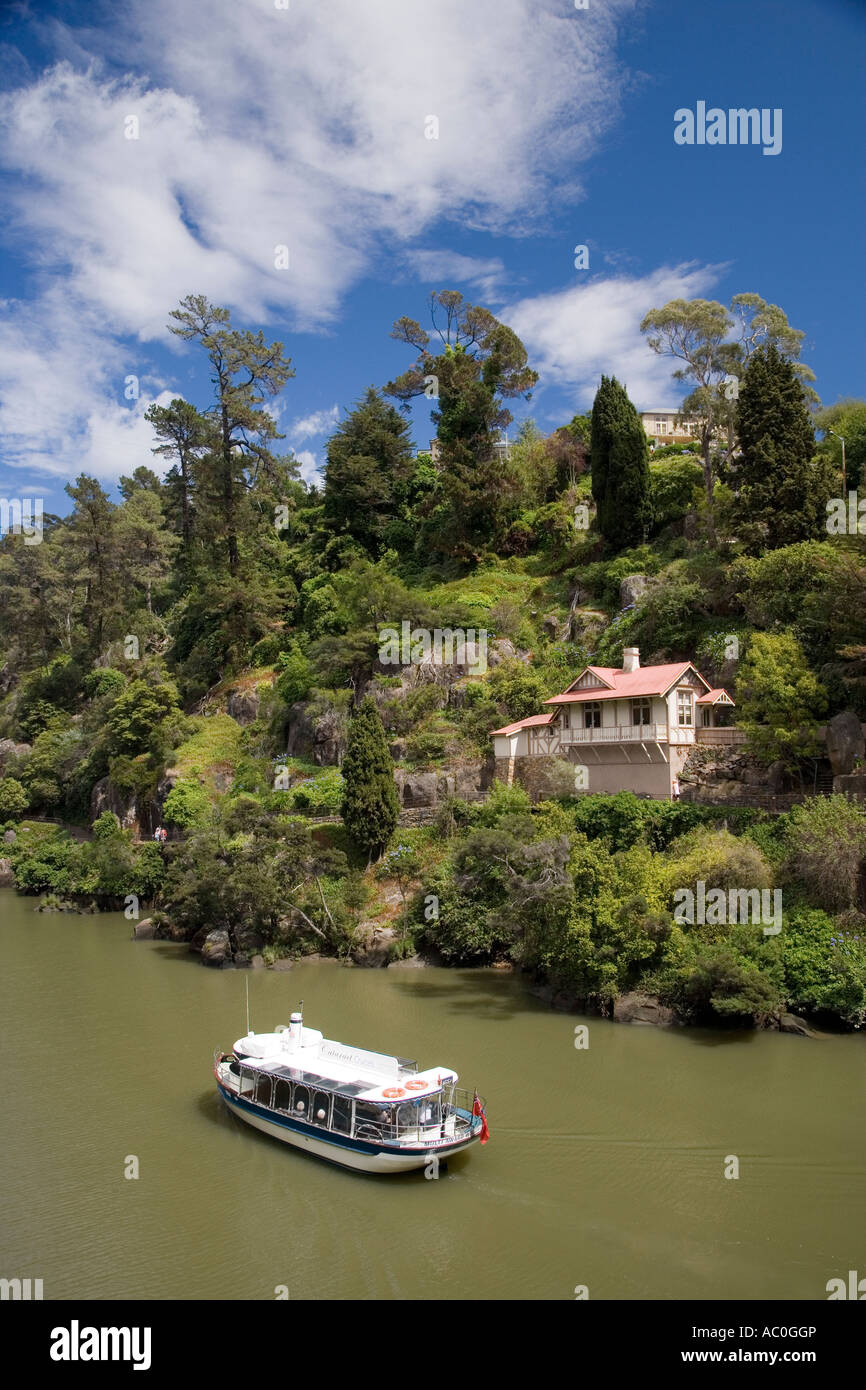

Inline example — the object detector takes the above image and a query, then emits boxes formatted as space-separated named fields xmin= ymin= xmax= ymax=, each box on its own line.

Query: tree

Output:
xmin=104 ymin=678 xmax=182 ymax=759
xmin=322 ymin=388 xmax=414 ymax=555
xmin=590 ymin=375 xmax=627 ymax=535
xmin=116 ymin=489 xmax=179 ymax=614
xmin=815 ymin=398 xmax=866 ymax=494
xmin=385 ymin=290 xmax=537 ymax=558
xmin=144 ymin=397 xmax=211 ymax=560
xmin=168 ymin=295 xmax=295 ymax=575
xmin=340 ymin=697 xmax=399 ymax=860
xmin=640 ymin=293 xmax=815 ymax=514
xmin=737 ymin=631 xmax=828 ymax=767
xmin=64 ymin=475 xmax=121 ymax=653
xmin=590 ymin=376 xmax=650 ymax=547
xmin=733 ymin=344 xmax=832 ymax=550
xmin=608 ymin=410 xmax=652 ymax=548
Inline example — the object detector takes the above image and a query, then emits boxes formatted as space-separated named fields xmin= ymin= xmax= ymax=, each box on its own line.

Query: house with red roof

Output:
xmin=490 ymin=647 xmax=734 ymax=800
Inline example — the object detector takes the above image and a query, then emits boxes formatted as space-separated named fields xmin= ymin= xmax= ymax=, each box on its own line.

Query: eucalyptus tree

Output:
xmin=385 ymin=290 xmax=537 ymax=559
xmin=640 ymin=293 xmax=815 ymax=512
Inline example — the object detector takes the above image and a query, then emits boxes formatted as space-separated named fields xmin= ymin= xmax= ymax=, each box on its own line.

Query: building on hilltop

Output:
xmin=490 ymin=647 xmax=735 ymax=800
xmin=639 ymin=408 xmax=700 ymax=446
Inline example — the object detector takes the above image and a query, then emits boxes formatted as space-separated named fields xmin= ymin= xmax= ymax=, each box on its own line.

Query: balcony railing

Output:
xmin=554 ymin=722 xmax=699 ymax=746
xmin=694 ymin=727 xmax=747 ymax=746
xmin=560 ymin=722 xmax=669 ymax=744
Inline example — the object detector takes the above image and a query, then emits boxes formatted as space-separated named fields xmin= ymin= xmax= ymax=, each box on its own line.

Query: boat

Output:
xmin=213 ymin=1008 xmax=489 ymax=1174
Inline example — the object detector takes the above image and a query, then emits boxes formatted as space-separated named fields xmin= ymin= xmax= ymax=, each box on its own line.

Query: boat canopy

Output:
xmin=232 ymin=1029 xmax=456 ymax=1102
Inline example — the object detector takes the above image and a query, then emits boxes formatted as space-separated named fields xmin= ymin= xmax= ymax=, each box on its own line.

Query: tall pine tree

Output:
xmin=341 ymin=697 xmax=399 ymax=861
xmin=322 ymin=388 xmax=413 ymax=555
xmin=733 ymin=343 xmax=831 ymax=550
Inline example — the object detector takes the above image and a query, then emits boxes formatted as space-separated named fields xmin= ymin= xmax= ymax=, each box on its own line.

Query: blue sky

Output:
xmin=0 ymin=0 xmax=863 ymax=514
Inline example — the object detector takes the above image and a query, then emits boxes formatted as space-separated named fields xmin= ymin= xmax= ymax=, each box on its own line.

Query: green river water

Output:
xmin=1 ymin=888 xmax=863 ymax=1301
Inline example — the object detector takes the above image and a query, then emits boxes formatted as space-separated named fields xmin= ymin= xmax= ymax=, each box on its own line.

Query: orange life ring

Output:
xmin=404 ymin=1079 xmax=427 ymax=1091
xmin=382 ymin=1087 xmax=406 ymax=1099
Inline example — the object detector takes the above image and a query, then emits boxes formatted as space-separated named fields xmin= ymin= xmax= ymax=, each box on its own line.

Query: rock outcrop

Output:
xmin=90 ymin=777 xmax=141 ymax=834
xmin=284 ymin=701 xmax=348 ymax=765
xmin=619 ymin=574 xmax=648 ymax=608
xmin=226 ymin=686 xmax=262 ymax=726
xmin=200 ymin=929 xmax=231 ymax=967
xmin=351 ymin=925 xmax=398 ymax=967
xmin=825 ymin=710 xmax=865 ymax=778
xmin=393 ymin=760 xmax=492 ymax=809
xmin=0 ymin=738 xmax=30 ymax=772
xmin=613 ymin=992 xmax=677 ymax=1027
xmin=679 ymin=744 xmax=826 ymax=809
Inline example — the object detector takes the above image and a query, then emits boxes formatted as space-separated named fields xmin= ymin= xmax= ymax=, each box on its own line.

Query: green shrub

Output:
xmin=782 ymin=795 xmax=866 ymax=912
xmin=405 ymin=729 xmax=446 ymax=767
xmin=163 ymin=780 xmax=211 ymax=829
xmin=783 ymin=907 xmax=866 ymax=1025
xmin=83 ymin=668 xmax=126 ymax=701
xmin=0 ymin=776 xmax=29 ymax=821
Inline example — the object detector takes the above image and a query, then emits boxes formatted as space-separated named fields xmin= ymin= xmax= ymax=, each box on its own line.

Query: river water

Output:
xmin=1 ymin=888 xmax=863 ymax=1301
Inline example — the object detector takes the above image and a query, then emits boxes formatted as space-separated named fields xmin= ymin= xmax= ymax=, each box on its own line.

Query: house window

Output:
xmin=584 ymin=702 xmax=601 ymax=729
xmin=677 ymin=691 xmax=693 ymax=727
xmin=632 ymin=699 xmax=651 ymax=727
xmin=654 ymin=418 xmax=667 ymax=434
xmin=701 ymin=706 xmax=712 ymax=727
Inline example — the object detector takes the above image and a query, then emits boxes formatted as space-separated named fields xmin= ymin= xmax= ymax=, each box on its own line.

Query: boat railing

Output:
xmin=447 ymin=1087 xmax=486 ymax=1117
xmin=215 ymin=1053 xmax=485 ymax=1144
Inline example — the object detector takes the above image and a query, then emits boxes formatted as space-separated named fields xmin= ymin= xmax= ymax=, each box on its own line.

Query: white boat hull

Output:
xmin=218 ymin=1083 xmax=480 ymax=1174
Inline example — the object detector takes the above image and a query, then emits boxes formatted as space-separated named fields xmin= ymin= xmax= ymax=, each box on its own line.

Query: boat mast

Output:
xmin=245 ymin=976 xmax=251 ymax=1036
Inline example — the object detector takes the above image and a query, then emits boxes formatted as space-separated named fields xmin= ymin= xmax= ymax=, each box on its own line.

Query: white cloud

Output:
xmin=290 ymin=406 xmax=340 ymax=443
xmin=0 ymin=0 xmax=638 ymax=479
xmin=0 ymin=287 xmax=176 ymax=481
xmin=294 ymin=450 xmax=322 ymax=486
xmin=403 ymin=251 xmax=509 ymax=301
xmin=502 ymin=262 xmax=727 ymax=413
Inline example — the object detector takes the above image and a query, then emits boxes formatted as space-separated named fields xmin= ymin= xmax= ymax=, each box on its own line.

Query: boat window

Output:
xmin=238 ymin=1065 xmax=256 ymax=1095
xmin=312 ymin=1091 xmax=331 ymax=1129
xmin=292 ymin=1084 xmax=310 ymax=1118
xmin=331 ymin=1096 xmax=352 ymax=1134
xmin=273 ymin=1077 xmax=292 ymax=1113
xmin=420 ymin=1098 xmax=442 ymax=1127
xmin=397 ymin=1101 xmax=420 ymax=1134
xmin=254 ymin=1072 xmax=273 ymax=1107
xmin=354 ymin=1101 xmax=390 ymax=1140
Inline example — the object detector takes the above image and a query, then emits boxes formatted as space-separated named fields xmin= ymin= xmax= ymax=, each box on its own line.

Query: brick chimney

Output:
xmin=623 ymin=647 xmax=640 ymax=673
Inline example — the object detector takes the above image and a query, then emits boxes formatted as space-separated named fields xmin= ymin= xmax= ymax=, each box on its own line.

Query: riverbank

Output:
xmin=4 ymin=782 xmax=866 ymax=1034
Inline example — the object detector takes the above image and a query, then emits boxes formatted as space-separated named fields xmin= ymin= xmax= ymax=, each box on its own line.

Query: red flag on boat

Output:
xmin=472 ymin=1088 xmax=489 ymax=1145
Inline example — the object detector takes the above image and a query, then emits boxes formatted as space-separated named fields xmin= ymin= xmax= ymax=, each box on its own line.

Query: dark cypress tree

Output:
xmin=607 ymin=411 xmax=652 ymax=547
xmin=341 ymin=696 xmax=400 ymax=860
xmin=590 ymin=375 xmax=650 ymax=547
xmin=590 ymin=374 xmax=618 ymax=531
xmin=734 ymin=344 xmax=829 ymax=550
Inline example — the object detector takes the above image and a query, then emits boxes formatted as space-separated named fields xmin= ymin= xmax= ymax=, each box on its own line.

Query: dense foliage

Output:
xmin=1 ymin=286 xmax=864 ymax=1028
